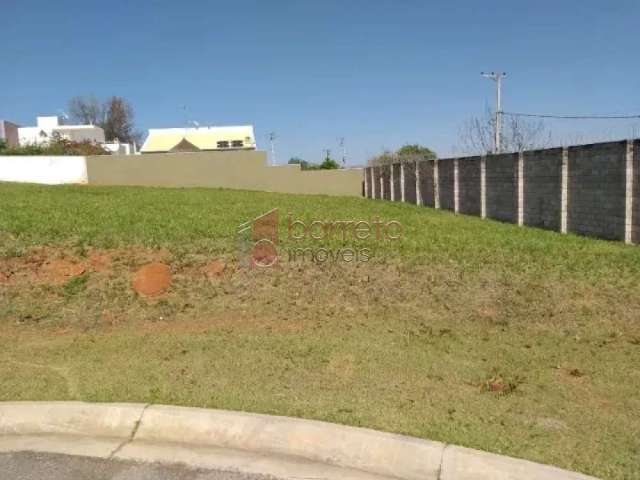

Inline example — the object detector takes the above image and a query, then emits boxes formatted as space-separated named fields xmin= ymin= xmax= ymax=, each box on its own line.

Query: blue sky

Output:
xmin=2 ymin=0 xmax=639 ymax=164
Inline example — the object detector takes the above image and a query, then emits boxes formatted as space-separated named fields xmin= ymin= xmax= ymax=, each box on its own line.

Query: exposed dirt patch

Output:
xmin=202 ymin=259 xmax=227 ymax=279
xmin=132 ymin=262 xmax=172 ymax=297
xmin=39 ymin=259 xmax=86 ymax=286
xmin=0 ymin=271 xmax=8 ymax=284
xmin=88 ymin=251 xmax=112 ymax=273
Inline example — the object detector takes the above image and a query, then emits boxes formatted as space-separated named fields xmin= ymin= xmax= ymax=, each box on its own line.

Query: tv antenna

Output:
xmin=338 ymin=137 xmax=346 ymax=166
xmin=268 ymin=132 xmax=278 ymax=166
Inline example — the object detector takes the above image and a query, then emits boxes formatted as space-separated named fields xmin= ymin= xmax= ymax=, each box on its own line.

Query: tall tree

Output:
xmin=68 ymin=95 xmax=104 ymax=126
xmin=67 ymin=95 xmax=141 ymax=144
xmin=102 ymin=96 xmax=136 ymax=143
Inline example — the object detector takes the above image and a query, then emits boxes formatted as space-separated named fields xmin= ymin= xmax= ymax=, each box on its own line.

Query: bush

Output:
xmin=288 ymin=156 xmax=340 ymax=170
xmin=368 ymin=144 xmax=437 ymax=166
xmin=0 ymin=139 xmax=109 ymax=156
xmin=319 ymin=157 xmax=340 ymax=170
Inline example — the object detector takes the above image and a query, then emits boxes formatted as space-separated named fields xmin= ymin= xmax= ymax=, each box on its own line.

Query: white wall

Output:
xmin=0 ymin=156 xmax=88 ymax=184
xmin=17 ymin=125 xmax=105 ymax=146
xmin=103 ymin=142 xmax=135 ymax=155
xmin=17 ymin=127 xmax=45 ymax=146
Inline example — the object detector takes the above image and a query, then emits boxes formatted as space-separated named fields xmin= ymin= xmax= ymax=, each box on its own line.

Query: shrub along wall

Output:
xmin=364 ymin=139 xmax=640 ymax=244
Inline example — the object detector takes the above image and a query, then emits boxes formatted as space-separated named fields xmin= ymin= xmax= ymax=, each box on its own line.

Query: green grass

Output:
xmin=1 ymin=182 xmax=639 ymax=479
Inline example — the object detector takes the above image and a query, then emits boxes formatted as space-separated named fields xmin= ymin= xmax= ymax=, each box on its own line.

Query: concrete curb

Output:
xmin=0 ymin=402 xmax=598 ymax=480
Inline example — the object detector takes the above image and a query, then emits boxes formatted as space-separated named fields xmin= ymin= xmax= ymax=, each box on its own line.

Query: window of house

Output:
xmin=217 ymin=141 xmax=229 ymax=148
xmin=231 ymin=140 xmax=243 ymax=148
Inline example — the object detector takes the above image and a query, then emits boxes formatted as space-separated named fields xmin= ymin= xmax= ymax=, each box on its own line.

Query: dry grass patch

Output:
xmin=1 ymin=183 xmax=639 ymax=479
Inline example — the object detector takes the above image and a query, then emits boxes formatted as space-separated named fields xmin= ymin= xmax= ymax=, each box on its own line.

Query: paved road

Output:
xmin=0 ymin=452 xmax=279 ymax=480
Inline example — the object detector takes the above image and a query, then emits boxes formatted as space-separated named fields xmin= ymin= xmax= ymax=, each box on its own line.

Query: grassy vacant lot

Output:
xmin=1 ymin=182 xmax=639 ymax=479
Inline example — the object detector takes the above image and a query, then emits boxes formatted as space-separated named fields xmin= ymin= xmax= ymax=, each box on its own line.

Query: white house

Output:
xmin=18 ymin=116 xmax=105 ymax=146
xmin=102 ymin=141 xmax=137 ymax=155
xmin=140 ymin=125 xmax=256 ymax=154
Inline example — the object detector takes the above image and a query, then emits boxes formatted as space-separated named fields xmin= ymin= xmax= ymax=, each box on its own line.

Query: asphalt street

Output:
xmin=0 ymin=452 xmax=279 ymax=480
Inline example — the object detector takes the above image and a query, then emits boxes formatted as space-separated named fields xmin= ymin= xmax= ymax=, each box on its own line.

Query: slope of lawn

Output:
xmin=0 ymin=182 xmax=639 ymax=479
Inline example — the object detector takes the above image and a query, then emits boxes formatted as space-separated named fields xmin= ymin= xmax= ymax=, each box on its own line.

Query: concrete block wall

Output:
xmin=633 ymin=140 xmax=640 ymax=243
xmin=486 ymin=153 xmax=518 ymax=223
xmin=568 ymin=141 xmax=627 ymax=240
xmin=438 ymin=159 xmax=455 ymax=211
xmin=392 ymin=163 xmax=402 ymax=202
xmin=371 ymin=167 xmax=381 ymax=199
xmin=381 ymin=165 xmax=391 ymax=200
xmin=363 ymin=138 xmax=638 ymax=245
xmin=458 ymin=156 xmax=482 ymax=216
xmin=419 ymin=161 xmax=435 ymax=207
xmin=364 ymin=166 xmax=372 ymax=198
xmin=523 ymin=148 xmax=563 ymax=231
xmin=403 ymin=162 xmax=417 ymax=204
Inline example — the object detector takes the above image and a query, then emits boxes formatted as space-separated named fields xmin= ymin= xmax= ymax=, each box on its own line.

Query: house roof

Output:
xmin=169 ymin=138 xmax=200 ymax=153
xmin=141 ymin=125 xmax=256 ymax=153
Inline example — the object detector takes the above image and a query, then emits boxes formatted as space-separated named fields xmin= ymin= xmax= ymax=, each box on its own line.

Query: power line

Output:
xmin=503 ymin=111 xmax=640 ymax=120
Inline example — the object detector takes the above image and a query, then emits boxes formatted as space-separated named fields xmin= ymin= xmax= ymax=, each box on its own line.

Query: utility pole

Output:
xmin=338 ymin=137 xmax=346 ymax=166
xmin=323 ymin=148 xmax=331 ymax=161
xmin=268 ymin=132 xmax=277 ymax=166
xmin=481 ymin=71 xmax=506 ymax=153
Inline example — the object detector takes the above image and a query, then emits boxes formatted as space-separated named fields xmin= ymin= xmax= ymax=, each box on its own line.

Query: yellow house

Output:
xmin=140 ymin=125 xmax=256 ymax=154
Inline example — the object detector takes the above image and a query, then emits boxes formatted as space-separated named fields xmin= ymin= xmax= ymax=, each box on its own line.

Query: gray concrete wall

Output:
xmin=567 ymin=141 xmax=627 ymax=240
xmin=633 ymin=140 xmax=640 ymax=243
xmin=523 ymin=148 xmax=563 ymax=231
xmin=403 ymin=162 xmax=417 ymax=204
xmin=438 ymin=159 xmax=455 ymax=211
xmin=392 ymin=163 xmax=402 ymax=201
xmin=419 ymin=161 xmax=435 ymax=207
xmin=364 ymin=139 xmax=639 ymax=245
xmin=372 ymin=166 xmax=381 ymax=199
xmin=86 ymin=150 xmax=363 ymax=197
xmin=486 ymin=153 xmax=518 ymax=223
xmin=458 ymin=156 xmax=481 ymax=216
xmin=381 ymin=165 xmax=391 ymax=200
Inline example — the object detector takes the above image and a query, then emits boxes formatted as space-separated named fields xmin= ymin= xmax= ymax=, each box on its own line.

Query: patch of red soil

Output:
xmin=132 ymin=262 xmax=172 ymax=297
xmin=39 ymin=259 xmax=86 ymax=285
xmin=88 ymin=251 xmax=112 ymax=273
xmin=0 ymin=271 xmax=9 ymax=284
xmin=203 ymin=260 xmax=227 ymax=279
